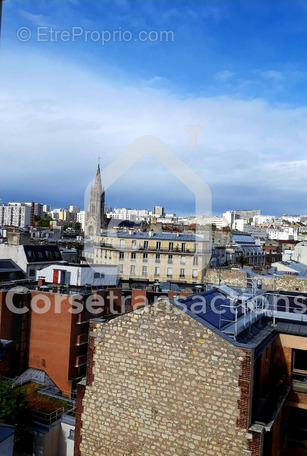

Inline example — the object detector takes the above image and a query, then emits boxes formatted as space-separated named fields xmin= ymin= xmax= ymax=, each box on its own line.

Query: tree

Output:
xmin=38 ymin=216 xmax=52 ymax=227
xmin=0 ymin=380 xmax=32 ymax=453
xmin=238 ymin=254 xmax=248 ymax=268
xmin=75 ymin=222 xmax=82 ymax=232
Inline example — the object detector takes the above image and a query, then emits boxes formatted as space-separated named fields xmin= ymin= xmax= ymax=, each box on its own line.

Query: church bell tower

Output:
xmin=85 ymin=164 xmax=106 ymax=238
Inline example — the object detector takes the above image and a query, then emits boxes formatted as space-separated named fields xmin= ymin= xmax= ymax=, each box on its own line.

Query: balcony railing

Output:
xmin=99 ymin=244 xmax=209 ymax=254
xmin=75 ymin=355 xmax=87 ymax=368
xmin=76 ymin=313 xmax=91 ymax=325
xmin=75 ymin=333 xmax=88 ymax=346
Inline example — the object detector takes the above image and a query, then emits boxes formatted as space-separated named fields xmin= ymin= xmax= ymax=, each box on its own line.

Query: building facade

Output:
xmin=94 ymin=231 xmax=211 ymax=284
xmin=0 ymin=204 xmax=31 ymax=228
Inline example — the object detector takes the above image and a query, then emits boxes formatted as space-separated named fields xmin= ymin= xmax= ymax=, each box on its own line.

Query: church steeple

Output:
xmin=96 ymin=163 xmax=100 ymax=177
xmin=85 ymin=164 xmax=106 ymax=238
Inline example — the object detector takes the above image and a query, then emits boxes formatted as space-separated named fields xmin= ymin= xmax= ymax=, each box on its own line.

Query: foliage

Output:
xmin=75 ymin=222 xmax=82 ymax=232
xmin=20 ymin=382 xmax=71 ymax=413
xmin=38 ymin=216 xmax=52 ymax=227
xmin=0 ymin=380 xmax=32 ymax=452
xmin=238 ymin=254 xmax=248 ymax=268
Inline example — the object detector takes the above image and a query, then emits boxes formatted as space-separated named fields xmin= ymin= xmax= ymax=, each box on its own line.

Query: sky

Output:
xmin=1 ymin=0 xmax=307 ymax=216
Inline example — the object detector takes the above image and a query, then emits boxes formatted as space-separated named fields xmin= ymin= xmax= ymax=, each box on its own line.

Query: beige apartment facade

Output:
xmin=93 ymin=231 xmax=210 ymax=284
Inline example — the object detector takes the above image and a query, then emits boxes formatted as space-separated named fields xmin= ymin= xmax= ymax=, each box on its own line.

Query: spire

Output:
xmin=96 ymin=163 xmax=100 ymax=177
xmin=96 ymin=156 xmax=101 ymax=176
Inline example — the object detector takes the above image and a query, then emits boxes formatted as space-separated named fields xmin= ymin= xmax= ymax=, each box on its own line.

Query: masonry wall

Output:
xmin=76 ymin=301 xmax=255 ymax=456
xmin=274 ymin=275 xmax=307 ymax=292
xmin=205 ymin=268 xmax=248 ymax=287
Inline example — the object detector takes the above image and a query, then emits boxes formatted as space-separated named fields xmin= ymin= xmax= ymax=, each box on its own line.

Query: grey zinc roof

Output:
xmin=101 ymin=231 xmax=205 ymax=242
xmin=233 ymin=234 xmax=256 ymax=244
xmin=0 ymin=259 xmax=23 ymax=273
xmin=0 ymin=423 xmax=15 ymax=443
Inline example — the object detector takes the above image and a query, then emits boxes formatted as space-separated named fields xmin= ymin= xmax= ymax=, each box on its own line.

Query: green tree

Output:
xmin=38 ymin=216 xmax=52 ymax=227
xmin=75 ymin=222 xmax=82 ymax=232
xmin=0 ymin=380 xmax=32 ymax=453
xmin=238 ymin=254 xmax=248 ymax=268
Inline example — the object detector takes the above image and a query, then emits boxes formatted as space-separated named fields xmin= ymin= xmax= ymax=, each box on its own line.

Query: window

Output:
xmin=143 ymin=253 xmax=148 ymax=262
xmin=194 ymin=244 xmax=199 ymax=253
xmin=131 ymin=252 xmax=136 ymax=261
xmin=180 ymin=256 xmax=186 ymax=264
xmin=180 ymin=268 xmax=185 ymax=278
xmin=132 ymin=240 xmax=137 ymax=249
xmin=181 ymin=243 xmax=186 ymax=252
xmin=293 ymin=349 xmax=307 ymax=374
xmin=130 ymin=265 xmax=135 ymax=275
xmin=193 ymin=256 xmax=198 ymax=266
xmin=156 ymin=241 xmax=161 ymax=250
xmin=192 ymin=269 xmax=198 ymax=278
xmin=155 ymin=253 xmax=160 ymax=263
xmin=168 ymin=254 xmax=173 ymax=264
xmin=38 ymin=251 xmax=43 ymax=259
xmin=169 ymin=242 xmax=174 ymax=251
xmin=29 ymin=269 xmax=35 ymax=277
xmin=142 ymin=266 xmax=147 ymax=276
xmin=120 ymin=240 xmax=125 ymax=249
xmin=144 ymin=241 xmax=148 ymax=250
xmin=167 ymin=268 xmax=172 ymax=277
xmin=154 ymin=267 xmax=160 ymax=276
xmin=94 ymin=272 xmax=100 ymax=279
xmin=119 ymin=252 xmax=124 ymax=261
xmin=118 ymin=265 xmax=123 ymax=274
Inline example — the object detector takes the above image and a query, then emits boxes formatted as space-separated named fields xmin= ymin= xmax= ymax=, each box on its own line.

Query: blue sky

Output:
xmin=1 ymin=0 xmax=307 ymax=215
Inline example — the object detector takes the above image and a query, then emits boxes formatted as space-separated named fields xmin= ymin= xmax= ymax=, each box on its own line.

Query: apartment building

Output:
xmin=94 ymin=231 xmax=211 ymax=284
xmin=76 ymin=211 xmax=86 ymax=231
xmin=75 ymin=287 xmax=307 ymax=456
xmin=0 ymin=243 xmax=64 ymax=279
xmin=0 ymin=281 xmax=124 ymax=395
xmin=0 ymin=204 xmax=31 ymax=228
xmin=231 ymin=234 xmax=266 ymax=266
xmin=268 ymin=227 xmax=298 ymax=241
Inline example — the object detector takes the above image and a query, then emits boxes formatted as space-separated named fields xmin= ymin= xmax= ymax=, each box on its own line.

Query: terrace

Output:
xmin=18 ymin=382 xmax=75 ymax=426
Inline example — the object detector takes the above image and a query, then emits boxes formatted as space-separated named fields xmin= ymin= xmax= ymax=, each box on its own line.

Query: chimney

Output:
xmin=38 ymin=277 xmax=46 ymax=287
xmin=7 ymin=229 xmax=31 ymax=246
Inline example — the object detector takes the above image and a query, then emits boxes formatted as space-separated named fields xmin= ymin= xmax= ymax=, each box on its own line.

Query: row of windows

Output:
xmin=118 ymin=252 xmax=199 ymax=265
xmin=116 ymin=239 xmax=200 ymax=252
xmin=97 ymin=249 xmax=200 ymax=266
xmin=118 ymin=265 xmax=198 ymax=278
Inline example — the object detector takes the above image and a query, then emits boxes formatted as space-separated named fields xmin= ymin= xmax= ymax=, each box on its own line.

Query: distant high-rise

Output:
xmin=85 ymin=165 xmax=106 ymax=238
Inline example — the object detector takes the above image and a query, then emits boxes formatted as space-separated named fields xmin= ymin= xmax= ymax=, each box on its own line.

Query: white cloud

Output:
xmin=1 ymin=51 xmax=307 ymax=211
xmin=215 ymin=70 xmax=235 ymax=82
xmin=261 ymin=70 xmax=285 ymax=81
xmin=18 ymin=10 xmax=49 ymax=27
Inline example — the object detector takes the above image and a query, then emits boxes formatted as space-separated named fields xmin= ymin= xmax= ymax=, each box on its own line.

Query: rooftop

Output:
xmin=0 ymin=423 xmax=15 ymax=443
xmin=24 ymin=245 xmax=63 ymax=263
xmin=232 ymin=234 xmax=256 ymax=244
xmin=101 ymin=231 xmax=206 ymax=242
xmin=175 ymin=286 xmax=307 ymax=350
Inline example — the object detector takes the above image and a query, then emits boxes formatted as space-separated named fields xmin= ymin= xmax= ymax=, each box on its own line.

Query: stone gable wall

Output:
xmin=77 ymin=302 xmax=254 ymax=456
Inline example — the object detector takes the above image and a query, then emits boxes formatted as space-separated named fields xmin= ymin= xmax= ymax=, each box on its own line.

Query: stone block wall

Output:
xmin=75 ymin=301 xmax=255 ymax=456
xmin=274 ymin=275 xmax=307 ymax=292
xmin=205 ymin=268 xmax=248 ymax=288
